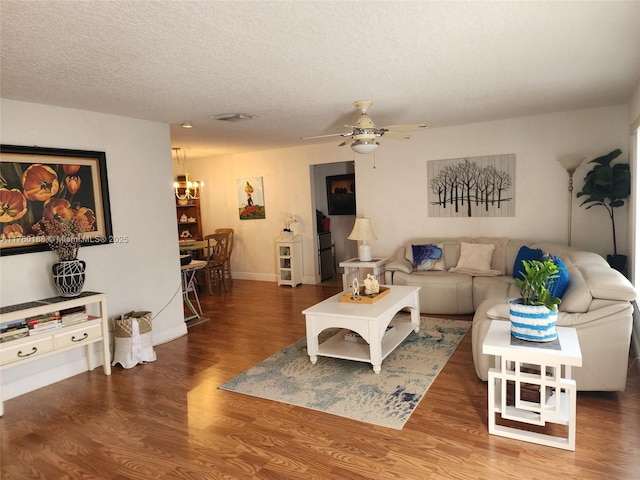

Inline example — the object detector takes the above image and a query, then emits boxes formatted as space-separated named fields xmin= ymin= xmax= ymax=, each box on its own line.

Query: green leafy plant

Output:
xmin=514 ymin=259 xmax=561 ymax=312
xmin=576 ymin=149 xmax=630 ymax=256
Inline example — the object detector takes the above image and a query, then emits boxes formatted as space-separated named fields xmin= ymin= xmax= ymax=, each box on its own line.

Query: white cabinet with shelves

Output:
xmin=276 ymin=236 xmax=302 ymax=287
xmin=0 ymin=292 xmax=111 ymax=416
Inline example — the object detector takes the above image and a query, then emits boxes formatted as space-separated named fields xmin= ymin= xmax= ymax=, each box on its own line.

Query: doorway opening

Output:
xmin=312 ymin=161 xmax=357 ymax=285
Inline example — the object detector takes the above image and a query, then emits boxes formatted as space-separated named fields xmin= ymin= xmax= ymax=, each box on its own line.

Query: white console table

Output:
xmin=0 ymin=292 xmax=111 ymax=416
xmin=482 ymin=320 xmax=582 ymax=450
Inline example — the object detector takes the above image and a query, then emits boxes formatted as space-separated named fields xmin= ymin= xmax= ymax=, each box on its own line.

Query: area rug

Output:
xmin=219 ymin=315 xmax=470 ymax=429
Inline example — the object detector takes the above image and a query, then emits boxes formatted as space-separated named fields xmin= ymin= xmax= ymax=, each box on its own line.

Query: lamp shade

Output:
xmin=348 ymin=218 xmax=376 ymax=262
xmin=557 ymin=155 xmax=586 ymax=171
xmin=351 ymin=140 xmax=379 ymax=155
xmin=348 ymin=218 xmax=377 ymax=241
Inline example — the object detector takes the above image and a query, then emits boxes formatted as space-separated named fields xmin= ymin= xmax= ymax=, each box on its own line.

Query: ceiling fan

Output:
xmin=302 ymin=100 xmax=427 ymax=154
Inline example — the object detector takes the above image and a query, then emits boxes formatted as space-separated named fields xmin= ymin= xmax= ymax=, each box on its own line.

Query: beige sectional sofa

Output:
xmin=384 ymin=238 xmax=637 ymax=391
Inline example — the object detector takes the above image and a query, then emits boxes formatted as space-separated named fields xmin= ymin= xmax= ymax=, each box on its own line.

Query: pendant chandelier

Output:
xmin=172 ymin=148 xmax=203 ymax=201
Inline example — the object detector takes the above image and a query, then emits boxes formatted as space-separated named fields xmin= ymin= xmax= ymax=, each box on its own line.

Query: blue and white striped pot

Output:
xmin=508 ymin=298 xmax=558 ymax=342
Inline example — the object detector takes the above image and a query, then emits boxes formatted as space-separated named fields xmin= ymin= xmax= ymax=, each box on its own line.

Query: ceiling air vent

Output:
xmin=210 ymin=113 xmax=255 ymax=122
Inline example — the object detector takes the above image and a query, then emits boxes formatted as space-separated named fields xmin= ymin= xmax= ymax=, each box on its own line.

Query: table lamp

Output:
xmin=348 ymin=217 xmax=377 ymax=261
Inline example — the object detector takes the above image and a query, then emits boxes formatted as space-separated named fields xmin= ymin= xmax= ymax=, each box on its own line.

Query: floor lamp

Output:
xmin=557 ymin=155 xmax=586 ymax=246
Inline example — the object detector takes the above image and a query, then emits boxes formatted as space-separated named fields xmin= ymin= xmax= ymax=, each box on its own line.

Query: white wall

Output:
xmin=0 ymin=100 xmax=186 ymax=401
xmin=182 ymin=105 xmax=630 ymax=282
xmin=630 ymin=81 xmax=640 ymax=128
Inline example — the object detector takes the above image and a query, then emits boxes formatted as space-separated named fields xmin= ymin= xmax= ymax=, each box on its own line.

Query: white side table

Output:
xmin=339 ymin=257 xmax=388 ymax=290
xmin=482 ymin=320 xmax=582 ymax=450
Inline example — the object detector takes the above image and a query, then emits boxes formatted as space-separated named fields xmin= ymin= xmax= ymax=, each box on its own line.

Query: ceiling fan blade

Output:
xmin=301 ymin=131 xmax=354 ymax=140
xmin=383 ymin=124 xmax=427 ymax=133
xmin=301 ymin=133 xmax=346 ymax=140
xmin=338 ymin=141 xmax=347 ymax=147
xmin=383 ymin=131 xmax=412 ymax=140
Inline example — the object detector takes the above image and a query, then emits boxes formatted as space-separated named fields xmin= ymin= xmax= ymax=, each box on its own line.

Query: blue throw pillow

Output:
xmin=547 ymin=255 xmax=570 ymax=299
xmin=513 ymin=246 xmax=544 ymax=280
xmin=411 ymin=244 xmax=445 ymax=271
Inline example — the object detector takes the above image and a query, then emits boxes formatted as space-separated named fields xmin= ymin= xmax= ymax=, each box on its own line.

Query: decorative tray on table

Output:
xmin=339 ymin=286 xmax=390 ymax=304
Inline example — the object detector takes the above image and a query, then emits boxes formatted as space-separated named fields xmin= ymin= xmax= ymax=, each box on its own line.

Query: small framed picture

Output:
xmin=326 ymin=174 xmax=356 ymax=215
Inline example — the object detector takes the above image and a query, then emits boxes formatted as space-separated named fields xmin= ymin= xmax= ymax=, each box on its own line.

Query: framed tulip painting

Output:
xmin=0 ymin=144 xmax=113 ymax=256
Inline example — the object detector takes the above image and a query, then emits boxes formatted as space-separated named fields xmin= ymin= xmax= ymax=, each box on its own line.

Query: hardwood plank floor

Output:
xmin=1 ymin=280 xmax=638 ymax=479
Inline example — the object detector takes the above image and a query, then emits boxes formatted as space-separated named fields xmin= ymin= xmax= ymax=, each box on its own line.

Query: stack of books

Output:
xmin=27 ymin=311 xmax=62 ymax=335
xmin=0 ymin=319 xmax=29 ymax=343
xmin=60 ymin=306 xmax=88 ymax=326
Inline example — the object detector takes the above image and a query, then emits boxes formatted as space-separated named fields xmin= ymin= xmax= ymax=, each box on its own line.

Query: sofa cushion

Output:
xmin=513 ymin=245 xmax=544 ymax=280
xmin=559 ymin=265 xmax=592 ymax=312
xmin=476 ymin=237 xmax=509 ymax=274
xmin=391 ymin=270 xmax=475 ymax=314
xmin=450 ymin=242 xmax=500 ymax=276
xmin=472 ymin=276 xmax=517 ymax=310
xmin=410 ymin=243 xmax=446 ymax=271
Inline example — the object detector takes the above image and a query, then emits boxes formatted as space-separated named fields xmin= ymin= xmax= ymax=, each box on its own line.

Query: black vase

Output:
xmin=52 ymin=260 xmax=86 ymax=297
xmin=606 ymin=254 xmax=627 ymax=276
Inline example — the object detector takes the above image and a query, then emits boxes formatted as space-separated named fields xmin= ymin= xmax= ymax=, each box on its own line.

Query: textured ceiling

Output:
xmin=1 ymin=1 xmax=639 ymax=160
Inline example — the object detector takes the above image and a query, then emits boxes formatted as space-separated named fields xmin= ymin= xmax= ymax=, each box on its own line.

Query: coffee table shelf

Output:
xmin=316 ymin=316 xmax=416 ymax=363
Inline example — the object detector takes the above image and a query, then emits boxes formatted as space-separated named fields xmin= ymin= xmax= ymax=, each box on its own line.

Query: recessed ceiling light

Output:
xmin=210 ymin=113 xmax=255 ymax=122
xmin=181 ymin=122 xmax=193 ymax=128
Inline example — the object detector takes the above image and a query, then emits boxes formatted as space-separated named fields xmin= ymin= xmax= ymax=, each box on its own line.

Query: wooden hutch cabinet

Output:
xmin=175 ymin=182 xmax=203 ymax=241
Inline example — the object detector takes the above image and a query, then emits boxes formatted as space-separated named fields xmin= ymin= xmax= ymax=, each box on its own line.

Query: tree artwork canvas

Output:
xmin=427 ymin=154 xmax=515 ymax=217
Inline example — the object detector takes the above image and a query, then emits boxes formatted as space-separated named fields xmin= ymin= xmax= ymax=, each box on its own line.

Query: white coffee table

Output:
xmin=302 ymin=285 xmax=421 ymax=373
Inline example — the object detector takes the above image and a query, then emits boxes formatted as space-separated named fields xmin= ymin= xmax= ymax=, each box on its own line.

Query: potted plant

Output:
xmin=509 ymin=258 xmax=561 ymax=342
xmin=282 ymin=213 xmax=298 ymax=240
xmin=576 ymin=148 xmax=631 ymax=273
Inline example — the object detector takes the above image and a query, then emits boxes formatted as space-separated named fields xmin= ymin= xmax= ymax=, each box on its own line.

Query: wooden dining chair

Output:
xmin=214 ymin=228 xmax=234 ymax=284
xmin=203 ymin=233 xmax=230 ymax=294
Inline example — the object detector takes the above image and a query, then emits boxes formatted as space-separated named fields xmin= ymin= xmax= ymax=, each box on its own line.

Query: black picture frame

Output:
xmin=326 ymin=173 xmax=356 ymax=215
xmin=0 ymin=144 xmax=114 ymax=256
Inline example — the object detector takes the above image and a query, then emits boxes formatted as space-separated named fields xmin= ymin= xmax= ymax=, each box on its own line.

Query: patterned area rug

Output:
xmin=219 ymin=315 xmax=470 ymax=429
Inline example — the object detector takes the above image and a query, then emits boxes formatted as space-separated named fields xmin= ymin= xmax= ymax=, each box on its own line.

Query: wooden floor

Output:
xmin=1 ymin=280 xmax=639 ymax=479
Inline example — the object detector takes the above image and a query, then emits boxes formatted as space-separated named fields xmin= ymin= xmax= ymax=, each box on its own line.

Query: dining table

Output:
xmin=179 ymin=240 xmax=208 ymax=259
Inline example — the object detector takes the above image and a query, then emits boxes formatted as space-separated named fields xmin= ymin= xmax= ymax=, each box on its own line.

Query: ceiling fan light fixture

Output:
xmin=351 ymin=140 xmax=379 ymax=154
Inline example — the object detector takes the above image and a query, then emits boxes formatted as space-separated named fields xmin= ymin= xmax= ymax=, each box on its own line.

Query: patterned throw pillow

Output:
xmin=411 ymin=244 xmax=445 ymax=271
xmin=513 ymin=246 xmax=544 ymax=280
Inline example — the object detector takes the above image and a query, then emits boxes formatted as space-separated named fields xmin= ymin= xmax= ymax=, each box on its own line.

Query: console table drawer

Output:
xmin=0 ymin=337 xmax=54 ymax=366
xmin=53 ymin=322 xmax=102 ymax=349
